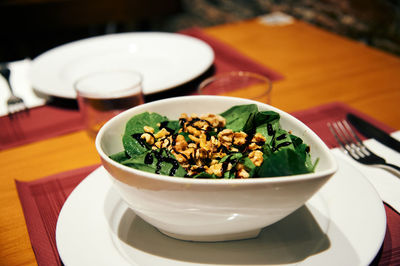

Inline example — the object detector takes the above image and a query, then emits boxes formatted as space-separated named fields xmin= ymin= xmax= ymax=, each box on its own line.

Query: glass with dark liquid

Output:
xmin=75 ymin=70 xmax=144 ymax=138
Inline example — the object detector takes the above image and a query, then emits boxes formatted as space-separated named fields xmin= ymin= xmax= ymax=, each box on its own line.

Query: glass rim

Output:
xmin=74 ymin=69 xmax=143 ymax=99
xmin=197 ymin=71 xmax=272 ymax=97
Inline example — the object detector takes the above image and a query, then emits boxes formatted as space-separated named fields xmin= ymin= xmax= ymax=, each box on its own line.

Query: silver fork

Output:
xmin=0 ymin=64 xmax=28 ymax=116
xmin=328 ymin=120 xmax=400 ymax=177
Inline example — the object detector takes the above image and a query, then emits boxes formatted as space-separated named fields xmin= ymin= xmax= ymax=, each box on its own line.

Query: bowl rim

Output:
xmin=95 ymin=95 xmax=338 ymax=185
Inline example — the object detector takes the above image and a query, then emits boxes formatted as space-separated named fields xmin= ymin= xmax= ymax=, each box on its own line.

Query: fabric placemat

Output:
xmin=16 ymin=102 xmax=399 ymax=265
xmin=16 ymin=164 xmax=100 ymax=266
xmin=1 ymin=28 xmax=284 ymax=151
xmin=0 ymin=100 xmax=84 ymax=150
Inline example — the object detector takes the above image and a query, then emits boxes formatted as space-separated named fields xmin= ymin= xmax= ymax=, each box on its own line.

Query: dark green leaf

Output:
xmin=193 ymin=172 xmax=218 ymax=179
xmin=220 ymin=104 xmax=258 ymax=132
xmin=120 ymin=149 xmax=187 ymax=177
xmin=109 ymin=151 xmax=130 ymax=163
xmin=122 ymin=112 xmax=168 ymax=157
xmin=256 ymin=149 xmax=312 ymax=177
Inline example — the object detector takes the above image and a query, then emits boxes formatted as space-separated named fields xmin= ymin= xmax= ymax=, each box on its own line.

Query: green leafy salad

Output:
xmin=109 ymin=104 xmax=318 ymax=178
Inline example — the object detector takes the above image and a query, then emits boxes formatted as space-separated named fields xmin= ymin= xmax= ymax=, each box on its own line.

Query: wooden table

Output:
xmin=1 ymin=18 xmax=399 ymax=266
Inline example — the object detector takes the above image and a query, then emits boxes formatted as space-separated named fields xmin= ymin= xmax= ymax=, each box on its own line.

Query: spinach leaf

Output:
xmin=220 ymin=153 xmax=243 ymax=179
xmin=122 ymin=134 xmax=148 ymax=158
xmin=178 ymin=131 xmax=191 ymax=142
xmin=161 ymin=120 xmax=180 ymax=134
xmin=241 ymin=156 xmax=257 ymax=177
xmin=290 ymin=135 xmax=317 ymax=172
xmin=122 ymin=112 xmax=167 ymax=157
xmin=193 ymin=172 xmax=217 ymax=179
xmin=255 ymin=113 xmax=281 ymax=145
xmin=272 ymin=129 xmax=295 ymax=151
xmin=109 ymin=151 xmax=130 ymax=163
xmin=254 ymin=111 xmax=280 ymax=127
xmin=256 ymin=149 xmax=313 ymax=177
xmin=120 ymin=149 xmax=187 ymax=177
xmin=220 ymin=104 xmax=258 ymax=132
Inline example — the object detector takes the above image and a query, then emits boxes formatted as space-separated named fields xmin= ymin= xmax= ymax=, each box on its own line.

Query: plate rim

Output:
xmin=30 ymin=32 xmax=214 ymax=98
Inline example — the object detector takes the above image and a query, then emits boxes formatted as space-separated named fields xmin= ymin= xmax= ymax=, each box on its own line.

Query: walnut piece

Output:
xmin=154 ymin=128 xmax=170 ymax=139
xmin=206 ymin=163 xmax=223 ymax=177
xmin=237 ymin=168 xmax=250 ymax=179
xmin=218 ymin=129 xmax=234 ymax=145
xmin=143 ymin=126 xmax=154 ymax=134
xmin=233 ymin=132 xmax=247 ymax=146
xmin=140 ymin=133 xmax=154 ymax=145
xmin=249 ymin=150 xmax=264 ymax=167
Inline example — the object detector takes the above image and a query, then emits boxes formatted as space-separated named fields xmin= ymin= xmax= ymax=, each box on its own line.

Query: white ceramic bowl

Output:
xmin=96 ymin=96 xmax=338 ymax=242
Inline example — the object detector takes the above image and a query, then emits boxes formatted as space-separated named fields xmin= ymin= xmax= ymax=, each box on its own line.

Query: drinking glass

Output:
xmin=75 ymin=70 xmax=144 ymax=138
xmin=198 ymin=71 xmax=272 ymax=104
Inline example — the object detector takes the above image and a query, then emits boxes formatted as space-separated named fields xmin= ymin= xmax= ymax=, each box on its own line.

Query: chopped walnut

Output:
xmin=188 ymin=134 xmax=200 ymax=144
xmin=179 ymin=113 xmax=189 ymax=121
xmin=249 ymin=150 xmax=264 ymax=166
xmin=154 ymin=128 xmax=170 ymax=139
xmin=218 ymin=129 xmax=234 ymax=145
xmin=186 ymin=126 xmax=202 ymax=137
xmin=140 ymin=133 xmax=154 ymax=145
xmin=248 ymin=142 xmax=262 ymax=150
xmin=187 ymin=165 xmax=206 ymax=176
xmin=195 ymin=147 xmax=209 ymax=160
xmin=180 ymin=147 xmax=195 ymax=159
xmin=230 ymin=147 xmax=239 ymax=152
xmin=193 ymin=120 xmax=210 ymax=131
xmin=206 ymin=163 xmax=223 ymax=177
xmin=143 ymin=126 xmax=154 ymax=134
xmin=200 ymin=113 xmax=226 ymax=128
xmin=252 ymin=133 xmax=266 ymax=143
xmin=237 ymin=168 xmax=250 ymax=179
xmin=174 ymin=134 xmax=188 ymax=152
xmin=233 ymin=132 xmax=247 ymax=146
xmin=172 ymin=152 xmax=187 ymax=163
xmin=188 ymin=143 xmax=197 ymax=149
xmin=155 ymin=138 xmax=171 ymax=149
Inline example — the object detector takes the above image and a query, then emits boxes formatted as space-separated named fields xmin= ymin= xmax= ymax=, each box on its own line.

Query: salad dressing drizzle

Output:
xmin=145 ymin=149 xmax=180 ymax=176
xmin=159 ymin=121 xmax=175 ymax=134
xmin=131 ymin=133 xmax=148 ymax=147
xmin=276 ymin=142 xmax=291 ymax=149
xmin=267 ymin=123 xmax=275 ymax=136
xmin=276 ymin=133 xmax=287 ymax=140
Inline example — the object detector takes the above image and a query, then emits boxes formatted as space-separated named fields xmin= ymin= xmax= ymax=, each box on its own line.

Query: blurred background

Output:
xmin=1 ymin=0 xmax=399 ymax=62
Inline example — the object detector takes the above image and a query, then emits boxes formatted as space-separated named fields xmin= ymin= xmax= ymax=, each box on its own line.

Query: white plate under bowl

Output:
xmin=30 ymin=32 xmax=214 ymax=98
xmin=56 ymin=154 xmax=386 ymax=266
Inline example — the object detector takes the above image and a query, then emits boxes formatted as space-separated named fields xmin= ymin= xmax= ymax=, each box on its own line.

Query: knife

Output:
xmin=347 ymin=113 xmax=400 ymax=153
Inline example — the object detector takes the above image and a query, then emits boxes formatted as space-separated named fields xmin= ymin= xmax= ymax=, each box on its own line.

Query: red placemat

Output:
xmin=0 ymin=101 xmax=84 ymax=150
xmin=1 ymin=28 xmax=284 ymax=151
xmin=16 ymin=164 xmax=100 ymax=266
xmin=16 ymin=102 xmax=399 ymax=265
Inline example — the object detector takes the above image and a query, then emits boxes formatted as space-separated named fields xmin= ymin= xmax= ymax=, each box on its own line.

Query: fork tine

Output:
xmin=337 ymin=120 xmax=367 ymax=158
xmin=342 ymin=120 xmax=362 ymax=143
xmin=341 ymin=120 xmax=371 ymax=156
xmin=328 ymin=121 xmax=361 ymax=159
xmin=328 ymin=122 xmax=346 ymax=148
xmin=7 ymin=98 xmax=28 ymax=118
xmin=1 ymin=65 xmax=28 ymax=117
xmin=328 ymin=120 xmax=400 ymax=176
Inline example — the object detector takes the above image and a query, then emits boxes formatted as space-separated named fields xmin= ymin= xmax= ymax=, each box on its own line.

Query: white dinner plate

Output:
xmin=30 ymin=32 xmax=214 ymax=98
xmin=56 ymin=154 xmax=386 ymax=266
